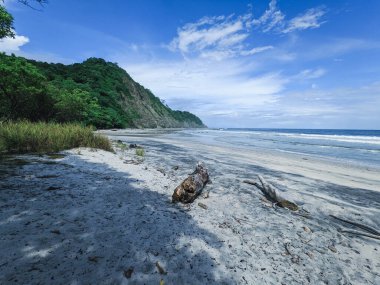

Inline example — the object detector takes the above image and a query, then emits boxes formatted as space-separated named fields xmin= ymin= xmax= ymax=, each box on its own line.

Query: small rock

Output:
xmin=88 ymin=256 xmax=102 ymax=263
xmin=303 ymin=226 xmax=311 ymax=233
xmin=50 ymin=229 xmax=61 ymax=235
xmin=172 ymin=166 xmax=179 ymax=171
xmin=156 ymin=262 xmax=167 ymax=275
xmin=198 ymin=202 xmax=208 ymax=210
xmin=306 ymin=252 xmax=314 ymax=259
xmin=328 ymin=245 xmax=337 ymax=253
xmin=291 ymin=255 xmax=300 ymax=264
xmin=129 ymin=144 xmax=138 ymax=148
xmin=123 ymin=267 xmax=134 ymax=279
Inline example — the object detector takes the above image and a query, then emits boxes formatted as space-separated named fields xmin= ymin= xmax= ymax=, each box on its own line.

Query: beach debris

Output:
xmin=328 ymin=245 xmax=337 ymax=253
xmin=243 ymin=179 xmax=259 ymax=186
xmin=123 ymin=267 xmax=134 ymax=279
xmin=306 ymin=252 xmax=314 ymax=259
xmin=244 ymin=178 xmax=298 ymax=210
xmin=338 ymin=229 xmax=380 ymax=240
xmin=172 ymin=162 xmax=209 ymax=203
xmin=37 ymin=174 xmax=60 ymax=179
xmin=88 ymin=256 xmax=102 ymax=263
xmin=155 ymin=261 xmax=167 ymax=275
xmin=303 ymin=226 xmax=311 ymax=233
xmin=330 ymin=214 xmax=380 ymax=236
xmin=257 ymin=175 xmax=298 ymax=211
xmin=129 ymin=143 xmax=138 ymax=148
xmin=233 ymin=215 xmax=254 ymax=225
xmin=172 ymin=165 xmax=179 ymax=171
xmin=46 ymin=186 xmax=62 ymax=191
xmin=284 ymin=243 xmax=300 ymax=264
xmin=124 ymin=159 xmax=142 ymax=165
xmin=198 ymin=202 xmax=208 ymax=210
xmin=159 ymin=279 xmax=165 ymax=285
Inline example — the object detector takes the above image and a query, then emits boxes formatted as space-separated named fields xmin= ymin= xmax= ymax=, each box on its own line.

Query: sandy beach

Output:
xmin=1 ymin=129 xmax=379 ymax=284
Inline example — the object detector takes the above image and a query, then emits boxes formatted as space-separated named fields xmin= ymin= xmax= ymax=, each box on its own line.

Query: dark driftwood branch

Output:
xmin=172 ymin=162 xmax=209 ymax=203
xmin=330 ymin=215 xmax=380 ymax=236
xmin=339 ymin=229 xmax=380 ymax=240
xmin=257 ymin=175 xmax=298 ymax=211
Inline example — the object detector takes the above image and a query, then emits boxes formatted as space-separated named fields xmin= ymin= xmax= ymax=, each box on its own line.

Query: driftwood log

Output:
xmin=243 ymin=175 xmax=299 ymax=211
xmin=172 ymin=162 xmax=209 ymax=203
xmin=257 ymin=175 xmax=298 ymax=211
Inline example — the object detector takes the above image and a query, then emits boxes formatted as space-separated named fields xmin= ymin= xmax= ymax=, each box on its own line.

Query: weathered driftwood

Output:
xmin=339 ymin=229 xmax=380 ymax=240
xmin=257 ymin=175 xmax=299 ymax=211
xmin=172 ymin=162 xmax=209 ymax=203
xmin=330 ymin=215 xmax=380 ymax=236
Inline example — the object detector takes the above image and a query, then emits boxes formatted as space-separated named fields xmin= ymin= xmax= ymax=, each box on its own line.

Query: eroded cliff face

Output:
xmin=120 ymin=76 xmax=205 ymax=128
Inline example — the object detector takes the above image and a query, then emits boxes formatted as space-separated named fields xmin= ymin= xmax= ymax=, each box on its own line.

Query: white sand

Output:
xmin=0 ymin=131 xmax=379 ymax=284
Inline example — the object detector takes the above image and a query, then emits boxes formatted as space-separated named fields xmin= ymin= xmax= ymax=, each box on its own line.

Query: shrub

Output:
xmin=135 ymin=148 xmax=145 ymax=157
xmin=0 ymin=121 xmax=112 ymax=153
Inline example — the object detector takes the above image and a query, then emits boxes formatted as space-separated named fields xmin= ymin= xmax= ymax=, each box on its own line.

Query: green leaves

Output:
xmin=0 ymin=5 xmax=15 ymax=39
xmin=0 ymin=53 xmax=50 ymax=120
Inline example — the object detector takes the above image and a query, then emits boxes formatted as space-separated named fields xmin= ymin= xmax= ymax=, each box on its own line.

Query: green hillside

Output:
xmin=0 ymin=53 xmax=205 ymax=128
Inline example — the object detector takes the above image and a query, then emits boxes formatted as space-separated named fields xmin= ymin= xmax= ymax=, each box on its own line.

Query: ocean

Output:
xmin=173 ymin=128 xmax=380 ymax=168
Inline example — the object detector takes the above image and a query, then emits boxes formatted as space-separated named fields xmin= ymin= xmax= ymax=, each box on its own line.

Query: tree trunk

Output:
xmin=172 ymin=162 xmax=209 ymax=203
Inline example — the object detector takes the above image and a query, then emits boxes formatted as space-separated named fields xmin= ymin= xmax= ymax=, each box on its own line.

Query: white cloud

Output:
xmin=123 ymin=58 xmax=285 ymax=108
xmin=295 ymin=68 xmax=326 ymax=79
xmin=0 ymin=34 xmax=29 ymax=52
xmin=240 ymin=45 xmax=274 ymax=56
xmin=168 ymin=1 xmax=327 ymax=61
xmin=170 ymin=16 xmax=248 ymax=53
xmin=252 ymin=0 xmax=285 ymax=32
xmin=252 ymin=0 xmax=326 ymax=34
xmin=169 ymin=12 xmax=275 ymax=60
xmin=283 ymin=7 xmax=326 ymax=33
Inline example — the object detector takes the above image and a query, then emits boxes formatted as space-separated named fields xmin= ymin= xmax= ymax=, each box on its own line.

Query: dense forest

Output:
xmin=0 ymin=53 xmax=205 ymax=128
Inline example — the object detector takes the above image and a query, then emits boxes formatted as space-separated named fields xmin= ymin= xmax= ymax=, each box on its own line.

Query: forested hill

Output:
xmin=0 ymin=53 xmax=206 ymax=128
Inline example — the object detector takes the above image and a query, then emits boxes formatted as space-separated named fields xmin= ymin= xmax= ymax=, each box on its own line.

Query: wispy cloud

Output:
xmin=253 ymin=0 xmax=326 ymax=34
xmin=169 ymin=13 xmax=262 ymax=60
xmin=168 ymin=0 xmax=327 ymax=61
xmin=0 ymin=34 xmax=29 ymax=52
xmin=125 ymin=58 xmax=286 ymax=102
xmin=282 ymin=7 xmax=327 ymax=33
xmin=295 ymin=68 xmax=326 ymax=80
xmin=252 ymin=0 xmax=285 ymax=32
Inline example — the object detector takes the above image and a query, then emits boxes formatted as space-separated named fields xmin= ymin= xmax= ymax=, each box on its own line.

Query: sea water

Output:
xmin=173 ymin=128 xmax=380 ymax=168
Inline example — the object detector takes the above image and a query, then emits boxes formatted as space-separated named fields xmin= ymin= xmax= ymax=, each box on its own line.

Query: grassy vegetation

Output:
xmin=135 ymin=148 xmax=145 ymax=157
xmin=0 ymin=121 xmax=112 ymax=153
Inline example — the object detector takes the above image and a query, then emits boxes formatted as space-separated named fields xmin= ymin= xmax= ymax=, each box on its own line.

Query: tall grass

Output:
xmin=0 ymin=121 xmax=112 ymax=153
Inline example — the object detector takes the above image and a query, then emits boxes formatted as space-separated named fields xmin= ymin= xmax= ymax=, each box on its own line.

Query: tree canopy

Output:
xmin=0 ymin=5 xmax=14 ymax=39
xmin=0 ymin=53 xmax=205 ymax=128
xmin=0 ymin=0 xmax=47 ymax=39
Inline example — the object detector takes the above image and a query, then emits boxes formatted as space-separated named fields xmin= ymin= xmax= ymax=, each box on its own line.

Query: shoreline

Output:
xmin=1 ymin=132 xmax=379 ymax=284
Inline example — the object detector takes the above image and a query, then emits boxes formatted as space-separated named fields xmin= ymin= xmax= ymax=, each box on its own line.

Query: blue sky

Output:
xmin=1 ymin=0 xmax=380 ymax=129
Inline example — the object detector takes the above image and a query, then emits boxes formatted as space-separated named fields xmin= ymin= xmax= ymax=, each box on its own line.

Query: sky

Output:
xmin=1 ymin=0 xmax=380 ymax=129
